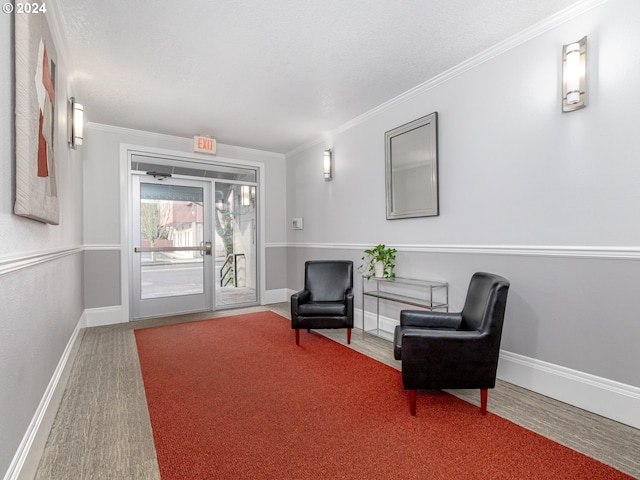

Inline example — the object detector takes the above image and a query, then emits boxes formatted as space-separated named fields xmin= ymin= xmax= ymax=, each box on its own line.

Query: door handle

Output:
xmin=135 ymin=242 xmax=212 ymax=255
xmin=198 ymin=241 xmax=213 ymax=256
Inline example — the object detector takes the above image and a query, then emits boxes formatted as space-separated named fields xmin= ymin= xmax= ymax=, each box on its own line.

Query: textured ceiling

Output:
xmin=55 ymin=0 xmax=583 ymax=153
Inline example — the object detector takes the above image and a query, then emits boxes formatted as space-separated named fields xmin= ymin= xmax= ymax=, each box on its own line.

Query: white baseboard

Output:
xmin=355 ymin=307 xmax=398 ymax=334
xmin=497 ymin=351 xmax=640 ymax=429
xmin=286 ymin=288 xmax=297 ymax=298
xmin=3 ymin=315 xmax=85 ymax=480
xmin=84 ymin=305 xmax=126 ymax=327
xmin=263 ymin=288 xmax=289 ymax=304
xmin=365 ymin=308 xmax=640 ymax=429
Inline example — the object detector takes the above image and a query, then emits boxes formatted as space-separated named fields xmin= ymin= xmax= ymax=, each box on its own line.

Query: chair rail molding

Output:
xmin=287 ymin=242 xmax=640 ymax=260
xmin=84 ymin=244 xmax=121 ymax=251
xmin=0 ymin=246 xmax=83 ymax=277
xmin=265 ymin=242 xmax=287 ymax=248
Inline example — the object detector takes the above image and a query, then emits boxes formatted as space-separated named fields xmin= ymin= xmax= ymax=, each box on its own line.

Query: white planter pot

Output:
xmin=373 ymin=261 xmax=384 ymax=278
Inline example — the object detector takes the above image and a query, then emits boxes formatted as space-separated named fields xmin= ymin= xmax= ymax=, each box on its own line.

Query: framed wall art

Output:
xmin=14 ymin=11 xmax=60 ymax=224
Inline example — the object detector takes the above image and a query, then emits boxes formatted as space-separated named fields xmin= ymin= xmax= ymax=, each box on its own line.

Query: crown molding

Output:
xmin=285 ymin=0 xmax=610 ymax=158
xmin=44 ymin=0 xmax=75 ymax=73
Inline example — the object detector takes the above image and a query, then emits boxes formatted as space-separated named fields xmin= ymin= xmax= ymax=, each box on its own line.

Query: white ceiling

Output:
xmin=55 ymin=0 xmax=583 ymax=154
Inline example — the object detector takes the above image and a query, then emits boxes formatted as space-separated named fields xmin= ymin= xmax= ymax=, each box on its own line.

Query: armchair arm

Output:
xmin=345 ymin=288 xmax=354 ymax=304
xmin=399 ymin=328 xmax=499 ymax=390
xmin=345 ymin=289 xmax=354 ymax=326
xmin=400 ymin=310 xmax=462 ymax=330
xmin=293 ymin=289 xmax=311 ymax=301
xmin=290 ymin=289 xmax=311 ymax=330
xmin=402 ymin=328 xmax=487 ymax=349
xmin=291 ymin=289 xmax=311 ymax=315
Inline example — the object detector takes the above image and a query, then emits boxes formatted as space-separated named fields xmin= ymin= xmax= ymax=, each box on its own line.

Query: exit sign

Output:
xmin=193 ymin=136 xmax=216 ymax=155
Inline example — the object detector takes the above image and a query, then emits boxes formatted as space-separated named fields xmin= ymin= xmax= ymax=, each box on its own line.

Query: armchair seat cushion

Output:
xmin=298 ymin=301 xmax=347 ymax=317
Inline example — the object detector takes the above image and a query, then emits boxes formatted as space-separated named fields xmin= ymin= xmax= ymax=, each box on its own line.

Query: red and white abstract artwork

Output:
xmin=14 ymin=12 xmax=59 ymax=225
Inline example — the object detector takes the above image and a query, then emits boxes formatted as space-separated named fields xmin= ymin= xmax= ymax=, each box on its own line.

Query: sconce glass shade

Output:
xmin=323 ymin=149 xmax=332 ymax=180
xmin=562 ymin=36 xmax=587 ymax=112
xmin=69 ymin=97 xmax=84 ymax=148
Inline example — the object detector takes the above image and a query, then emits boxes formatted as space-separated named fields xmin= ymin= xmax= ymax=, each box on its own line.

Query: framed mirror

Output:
xmin=385 ymin=112 xmax=439 ymax=219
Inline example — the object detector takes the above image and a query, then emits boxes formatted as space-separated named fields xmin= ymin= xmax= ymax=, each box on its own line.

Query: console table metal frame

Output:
xmin=361 ymin=276 xmax=449 ymax=340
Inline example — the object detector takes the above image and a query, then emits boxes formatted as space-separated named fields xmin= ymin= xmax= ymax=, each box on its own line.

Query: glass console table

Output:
xmin=362 ymin=276 xmax=449 ymax=341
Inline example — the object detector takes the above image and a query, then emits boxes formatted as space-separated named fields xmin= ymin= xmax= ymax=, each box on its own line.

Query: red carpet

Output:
xmin=135 ymin=311 xmax=631 ymax=479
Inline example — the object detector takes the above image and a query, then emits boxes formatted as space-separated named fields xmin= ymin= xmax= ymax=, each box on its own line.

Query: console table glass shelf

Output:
xmin=362 ymin=276 xmax=449 ymax=341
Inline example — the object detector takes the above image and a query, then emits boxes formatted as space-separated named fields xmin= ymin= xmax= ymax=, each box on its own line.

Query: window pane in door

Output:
xmin=215 ymin=183 xmax=257 ymax=307
xmin=139 ymin=183 xmax=205 ymax=299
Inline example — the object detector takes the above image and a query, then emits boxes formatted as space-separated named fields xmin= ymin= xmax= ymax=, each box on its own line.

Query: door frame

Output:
xmin=119 ymin=144 xmax=265 ymax=323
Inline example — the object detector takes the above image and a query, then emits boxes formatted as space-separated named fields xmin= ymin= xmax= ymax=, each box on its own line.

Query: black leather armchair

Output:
xmin=291 ymin=261 xmax=354 ymax=345
xmin=393 ymin=272 xmax=510 ymax=416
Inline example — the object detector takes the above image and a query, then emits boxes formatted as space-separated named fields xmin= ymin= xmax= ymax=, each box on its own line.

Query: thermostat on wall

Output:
xmin=292 ymin=218 xmax=304 ymax=230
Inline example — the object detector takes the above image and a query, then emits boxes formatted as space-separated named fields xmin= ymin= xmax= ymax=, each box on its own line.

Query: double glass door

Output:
xmin=132 ymin=174 xmax=257 ymax=319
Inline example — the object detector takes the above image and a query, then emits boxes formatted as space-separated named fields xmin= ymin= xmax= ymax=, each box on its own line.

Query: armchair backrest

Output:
xmin=460 ymin=272 xmax=510 ymax=335
xmin=305 ymin=261 xmax=353 ymax=302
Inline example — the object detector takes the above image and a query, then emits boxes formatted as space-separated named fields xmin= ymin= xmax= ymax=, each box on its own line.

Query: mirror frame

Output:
xmin=385 ymin=112 xmax=439 ymax=220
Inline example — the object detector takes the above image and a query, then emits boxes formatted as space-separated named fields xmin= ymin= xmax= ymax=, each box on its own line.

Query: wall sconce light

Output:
xmin=562 ymin=36 xmax=587 ymax=112
xmin=69 ymin=97 xmax=84 ymax=148
xmin=323 ymin=149 xmax=332 ymax=181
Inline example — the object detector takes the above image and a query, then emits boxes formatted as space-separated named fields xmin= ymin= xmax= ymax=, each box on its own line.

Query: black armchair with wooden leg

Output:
xmin=393 ymin=272 xmax=510 ymax=416
xmin=291 ymin=261 xmax=354 ymax=345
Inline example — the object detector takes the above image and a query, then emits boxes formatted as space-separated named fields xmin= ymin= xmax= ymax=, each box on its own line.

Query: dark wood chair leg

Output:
xmin=409 ymin=390 xmax=417 ymax=416
xmin=295 ymin=329 xmax=300 ymax=346
xmin=480 ymin=388 xmax=488 ymax=415
xmin=347 ymin=328 xmax=352 ymax=344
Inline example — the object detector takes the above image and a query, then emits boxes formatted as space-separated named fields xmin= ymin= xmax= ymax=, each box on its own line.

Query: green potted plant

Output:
xmin=359 ymin=244 xmax=397 ymax=280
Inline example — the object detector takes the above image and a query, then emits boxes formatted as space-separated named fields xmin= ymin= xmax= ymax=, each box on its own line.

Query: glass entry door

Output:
xmin=214 ymin=182 xmax=257 ymax=307
xmin=132 ymin=175 xmax=213 ymax=318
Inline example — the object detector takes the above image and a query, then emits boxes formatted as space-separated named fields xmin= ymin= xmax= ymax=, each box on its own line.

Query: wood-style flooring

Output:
xmin=23 ymin=304 xmax=640 ymax=479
